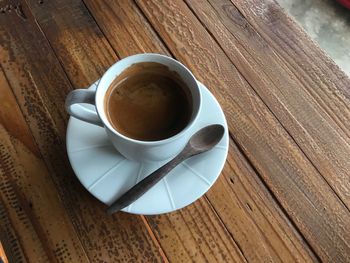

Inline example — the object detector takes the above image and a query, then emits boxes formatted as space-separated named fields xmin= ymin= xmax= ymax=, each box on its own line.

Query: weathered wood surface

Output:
xmin=0 ymin=0 xmax=164 ymax=262
xmin=0 ymin=0 xmax=349 ymax=262
xmin=136 ymin=0 xmax=350 ymax=261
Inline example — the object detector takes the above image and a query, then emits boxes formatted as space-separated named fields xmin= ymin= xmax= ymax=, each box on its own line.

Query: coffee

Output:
xmin=105 ymin=62 xmax=192 ymax=141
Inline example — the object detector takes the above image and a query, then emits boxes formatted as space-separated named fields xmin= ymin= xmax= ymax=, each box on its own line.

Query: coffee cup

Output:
xmin=65 ymin=53 xmax=201 ymax=162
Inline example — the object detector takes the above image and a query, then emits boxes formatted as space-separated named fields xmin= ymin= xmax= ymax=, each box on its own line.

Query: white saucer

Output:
xmin=66 ymin=80 xmax=228 ymax=215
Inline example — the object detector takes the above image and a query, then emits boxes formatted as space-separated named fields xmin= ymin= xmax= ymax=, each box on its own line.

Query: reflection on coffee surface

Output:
xmin=105 ymin=62 xmax=192 ymax=141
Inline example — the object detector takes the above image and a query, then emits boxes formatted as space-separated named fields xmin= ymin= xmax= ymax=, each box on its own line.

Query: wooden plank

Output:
xmin=135 ymin=0 xmax=350 ymax=261
xmin=82 ymin=0 xmax=169 ymax=57
xmin=230 ymin=0 xmax=350 ymax=100
xmin=0 ymin=132 xmax=52 ymax=263
xmin=24 ymin=0 xmax=246 ymax=261
xmin=186 ymin=0 xmax=350 ymax=210
xmin=2 ymin=0 xmax=344 ymax=262
xmin=206 ymin=141 xmax=319 ymax=262
xmin=81 ymin=0 xmax=317 ymax=261
xmin=22 ymin=0 xmax=308 ymax=260
xmin=26 ymin=0 xmax=116 ymax=88
xmin=145 ymin=200 xmax=248 ymax=263
xmin=0 ymin=69 xmax=39 ymax=157
xmin=145 ymin=142 xmax=318 ymax=262
xmin=0 ymin=1 xmax=165 ymax=262
xmin=0 ymin=66 xmax=89 ymax=262
xmin=0 ymin=195 xmax=27 ymax=263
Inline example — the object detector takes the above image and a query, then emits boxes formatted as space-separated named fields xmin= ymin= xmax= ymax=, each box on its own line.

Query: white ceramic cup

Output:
xmin=65 ymin=53 xmax=201 ymax=162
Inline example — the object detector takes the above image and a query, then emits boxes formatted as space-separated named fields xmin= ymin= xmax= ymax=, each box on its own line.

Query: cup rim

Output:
xmin=95 ymin=53 xmax=202 ymax=146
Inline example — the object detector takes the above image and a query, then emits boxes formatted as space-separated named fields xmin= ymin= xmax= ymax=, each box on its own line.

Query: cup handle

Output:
xmin=65 ymin=89 xmax=103 ymax=126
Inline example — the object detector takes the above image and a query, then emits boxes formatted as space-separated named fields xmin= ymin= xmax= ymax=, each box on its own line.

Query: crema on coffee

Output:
xmin=105 ymin=62 xmax=192 ymax=141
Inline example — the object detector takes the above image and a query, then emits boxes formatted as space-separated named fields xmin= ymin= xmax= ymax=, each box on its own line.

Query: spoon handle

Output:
xmin=107 ymin=154 xmax=187 ymax=214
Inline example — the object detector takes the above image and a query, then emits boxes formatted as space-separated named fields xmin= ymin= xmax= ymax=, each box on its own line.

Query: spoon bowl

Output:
xmin=187 ymin=124 xmax=225 ymax=154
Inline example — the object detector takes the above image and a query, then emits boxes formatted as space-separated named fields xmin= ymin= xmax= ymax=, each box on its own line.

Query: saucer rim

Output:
xmin=66 ymin=80 xmax=228 ymax=215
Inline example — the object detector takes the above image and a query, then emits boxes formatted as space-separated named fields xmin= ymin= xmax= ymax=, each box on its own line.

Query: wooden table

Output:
xmin=0 ymin=0 xmax=349 ymax=262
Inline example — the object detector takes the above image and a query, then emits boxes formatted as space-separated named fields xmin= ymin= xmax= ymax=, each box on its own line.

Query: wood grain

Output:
xmin=0 ymin=0 xmax=165 ymax=262
xmin=186 ymin=0 xmax=350 ymax=210
xmin=26 ymin=0 xmax=116 ymax=88
xmin=136 ymin=0 xmax=350 ymax=261
xmin=22 ymin=0 xmax=318 ymax=259
xmin=231 ymin=0 xmax=350 ymax=100
xmin=82 ymin=0 xmax=317 ymax=261
xmin=145 ymin=139 xmax=318 ymax=262
xmin=205 ymin=142 xmax=319 ymax=262
xmin=0 ymin=0 xmax=348 ymax=261
xmin=28 ymin=0 xmax=246 ymax=261
xmin=0 ymin=195 xmax=27 ymax=263
xmin=0 ymin=64 xmax=89 ymax=262
xmin=82 ymin=0 xmax=169 ymax=57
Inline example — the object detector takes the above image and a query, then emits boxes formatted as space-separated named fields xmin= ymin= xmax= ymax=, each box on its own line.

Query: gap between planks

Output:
xmin=0 ymin=3 xmax=93 ymax=261
xmin=226 ymin=132 xmax=321 ymax=261
xmin=119 ymin=1 xmax=317 ymax=259
xmin=133 ymin=0 xmax=318 ymax=257
xmin=186 ymin=0 xmax=350 ymax=213
xmin=8 ymin=0 xmax=170 ymax=261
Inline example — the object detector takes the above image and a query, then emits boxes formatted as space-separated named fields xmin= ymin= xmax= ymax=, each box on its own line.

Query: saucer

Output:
xmin=66 ymin=80 xmax=229 ymax=215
